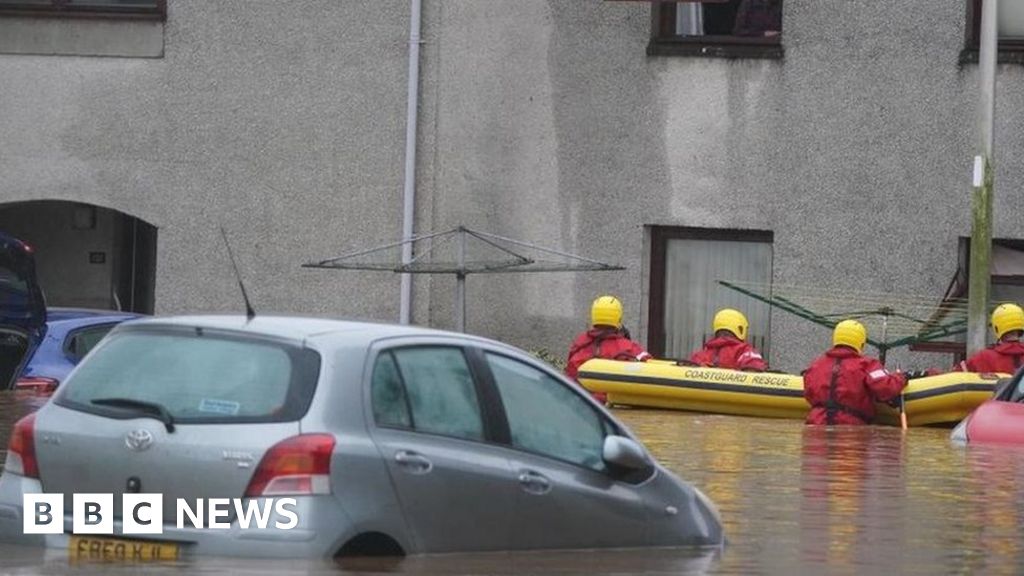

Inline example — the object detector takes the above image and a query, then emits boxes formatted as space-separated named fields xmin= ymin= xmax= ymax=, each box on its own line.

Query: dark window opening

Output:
xmin=0 ymin=0 xmax=165 ymax=20
xmin=961 ymin=0 xmax=1024 ymax=64
xmin=649 ymin=0 xmax=783 ymax=59
xmin=0 ymin=201 xmax=158 ymax=315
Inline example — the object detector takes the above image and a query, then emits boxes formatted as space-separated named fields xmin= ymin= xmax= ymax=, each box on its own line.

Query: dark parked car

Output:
xmin=0 ymin=232 xmax=46 ymax=391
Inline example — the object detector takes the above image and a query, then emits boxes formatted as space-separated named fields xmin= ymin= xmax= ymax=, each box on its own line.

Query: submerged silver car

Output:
xmin=0 ymin=316 xmax=723 ymax=559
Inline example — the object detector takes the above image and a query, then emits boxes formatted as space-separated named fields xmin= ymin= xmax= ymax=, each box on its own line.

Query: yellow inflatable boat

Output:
xmin=577 ymin=359 xmax=1003 ymax=426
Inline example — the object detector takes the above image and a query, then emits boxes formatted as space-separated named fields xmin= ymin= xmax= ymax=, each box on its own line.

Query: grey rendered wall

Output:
xmin=2 ymin=0 xmax=1021 ymax=374
xmin=0 ymin=0 xmax=413 ymax=323
xmin=421 ymin=0 xmax=1024 ymax=373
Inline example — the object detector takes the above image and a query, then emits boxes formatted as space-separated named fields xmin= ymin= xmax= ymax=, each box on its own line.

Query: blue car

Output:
xmin=0 ymin=230 xmax=141 ymax=395
xmin=16 ymin=308 xmax=142 ymax=395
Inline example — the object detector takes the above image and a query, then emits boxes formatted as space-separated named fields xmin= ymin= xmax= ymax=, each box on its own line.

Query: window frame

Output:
xmin=648 ymin=1 xmax=784 ymax=60
xmin=910 ymin=238 xmax=1024 ymax=361
xmin=0 ymin=0 xmax=166 ymax=21
xmin=364 ymin=340 xmax=645 ymax=479
xmin=471 ymin=347 xmax=633 ymax=475
xmin=962 ymin=0 xmax=1024 ymax=64
xmin=647 ymin=225 xmax=775 ymax=358
xmin=53 ymin=325 xmax=323 ymax=425
xmin=369 ymin=349 xmax=417 ymax=430
xmin=366 ymin=343 xmax=508 ymax=445
xmin=62 ymin=322 xmax=119 ymax=364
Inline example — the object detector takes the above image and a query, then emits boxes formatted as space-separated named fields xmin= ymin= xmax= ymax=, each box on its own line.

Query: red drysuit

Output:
xmin=689 ymin=336 xmax=767 ymax=371
xmin=953 ymin=340 xmax=1024 ymax=374
xmin=803 ymin=346 xmax=906 ymax=425
xmin=566 ymin=328 xmax=651 ymax=386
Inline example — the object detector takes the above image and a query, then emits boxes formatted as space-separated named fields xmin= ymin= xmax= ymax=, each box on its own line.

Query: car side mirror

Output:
xmin=602 ymin=435 xmax=652 ymax=470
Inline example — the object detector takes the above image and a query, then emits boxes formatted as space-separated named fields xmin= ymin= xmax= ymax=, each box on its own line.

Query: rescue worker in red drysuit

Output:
xmin=953 ymin=303 xmax=1024 ymax=374
xmin=566 ymin=296 xmax=652 ymax=402
xmin=689 ymin=308 xmax=767 ymax=371
xmin=803 ymin=319 xmax=907 ymax=425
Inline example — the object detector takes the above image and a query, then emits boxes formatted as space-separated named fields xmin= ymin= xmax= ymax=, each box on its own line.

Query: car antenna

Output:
xmin=220 ymin=226 xmax=256 ymax=321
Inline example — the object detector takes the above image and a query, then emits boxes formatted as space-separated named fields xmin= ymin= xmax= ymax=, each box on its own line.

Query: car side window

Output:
xmin=371 ymin=352 xmax=412 ymax=428
xmin=379 ymin=346 xmax=484 ymax=442
xmin=485 ymin=353 xmax=609 ymax=471
xmin=65 ymin=324 xmax=116 ymax=363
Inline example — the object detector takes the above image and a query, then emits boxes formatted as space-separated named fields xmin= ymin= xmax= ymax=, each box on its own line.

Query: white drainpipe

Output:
xmin=399 ymin=0 xmax=423 ymax=325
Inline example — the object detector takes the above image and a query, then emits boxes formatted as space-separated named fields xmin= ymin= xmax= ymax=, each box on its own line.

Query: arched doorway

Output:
xmin=0 ymin=201 xmax=157 ymax=313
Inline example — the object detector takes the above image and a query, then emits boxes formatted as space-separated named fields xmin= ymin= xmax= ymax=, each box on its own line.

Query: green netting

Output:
xmin=719 ymin=280 xmax=967 ymax=351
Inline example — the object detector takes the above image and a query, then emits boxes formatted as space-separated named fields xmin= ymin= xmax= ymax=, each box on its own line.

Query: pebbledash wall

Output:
xmin=1 ymin=0 xmax=1022 ymax=373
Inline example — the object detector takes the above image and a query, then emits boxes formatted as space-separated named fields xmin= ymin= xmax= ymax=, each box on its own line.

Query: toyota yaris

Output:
xmin=0 ymin=316 xmax=723 ymax=559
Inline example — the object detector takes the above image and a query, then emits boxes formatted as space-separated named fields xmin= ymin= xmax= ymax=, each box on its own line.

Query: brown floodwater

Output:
xmin=0 ymin=393 xmax=1020 ymax=575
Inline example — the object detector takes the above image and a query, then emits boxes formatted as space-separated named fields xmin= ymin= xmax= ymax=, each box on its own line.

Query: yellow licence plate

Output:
xmin=69 ymin=535 xmax=180 ymax=562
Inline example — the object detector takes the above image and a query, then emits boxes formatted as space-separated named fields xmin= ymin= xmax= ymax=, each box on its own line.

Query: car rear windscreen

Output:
xmin=56 ymin=328 xmax=321 ymax=423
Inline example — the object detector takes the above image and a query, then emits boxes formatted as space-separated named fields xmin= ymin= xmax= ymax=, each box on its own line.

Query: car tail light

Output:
xmin=244 ymin=434 xmax=335 ymax=497
xmin=5 ymin=413 xmax=39 ymax=478
xmin=15 ymin=377 xmax=58 ymax=396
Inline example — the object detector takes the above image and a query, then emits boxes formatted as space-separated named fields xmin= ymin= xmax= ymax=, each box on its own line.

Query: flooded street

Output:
xmin=0 ymin=393 xmax=1020 ymax=574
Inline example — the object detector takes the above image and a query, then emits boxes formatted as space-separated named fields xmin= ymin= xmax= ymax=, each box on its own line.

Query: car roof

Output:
xmin=46 ymin=308 xmax=143 ymax=324
xmin=121 ymin=314 xmax=488 ymax=345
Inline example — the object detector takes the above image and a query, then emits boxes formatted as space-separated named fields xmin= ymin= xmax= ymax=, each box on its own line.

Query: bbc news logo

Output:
xmin=24 ymin=494 xmax=299 ymax=534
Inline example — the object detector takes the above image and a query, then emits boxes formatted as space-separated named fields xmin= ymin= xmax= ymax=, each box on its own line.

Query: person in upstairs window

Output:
xmin=566 ymin=296 xmax=652 ymax=402
xmin=732 ymin=0 xmax=782 ymax=37
xmin=954 ymin=303 xmax=1024 ymax=374
xmin=803 ymin=319 xmax=907 ymax=426
xmin=689 ymin=309 xmax=767 ymax=371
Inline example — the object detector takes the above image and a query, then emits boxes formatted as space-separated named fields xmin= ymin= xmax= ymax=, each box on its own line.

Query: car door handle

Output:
xmin=517 ymin=470 xmax=551 ymax=495
xmin=394 ymin=450 xmax=432 ymax=474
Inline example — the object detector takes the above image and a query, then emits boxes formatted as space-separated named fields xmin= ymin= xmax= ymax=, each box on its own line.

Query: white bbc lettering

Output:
xmin=22 ymin=494 xmax=63 ymax=535
xmin=207 ymin=498 xmax=232 ymax=529
xmin=177 ymin=499 xmax=203 ymax=529
xmin=233 ymin=499 xmax=273 ymax=530
xmin=22 ymin=494 xmax=303 ymax=534
xmin=122 ymin=494 xmax=163 ymax=535
xmin=275 ymin=498 xmax=299 ymax=530
xmin=72 ymin=494 xmax=113 ymax=534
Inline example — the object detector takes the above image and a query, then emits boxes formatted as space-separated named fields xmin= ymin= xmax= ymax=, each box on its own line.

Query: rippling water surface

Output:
xmin=0 ymin=393 xmax=1020 ymax=574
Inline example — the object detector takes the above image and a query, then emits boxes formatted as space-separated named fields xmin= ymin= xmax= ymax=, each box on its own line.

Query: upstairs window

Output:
xmin=0 ymin=0 xmax=166 ymax=20
xmin=963 ymin=0 xmax=1024 ymax=63
xmin=649 ymin=0 xmax=783 ymax=59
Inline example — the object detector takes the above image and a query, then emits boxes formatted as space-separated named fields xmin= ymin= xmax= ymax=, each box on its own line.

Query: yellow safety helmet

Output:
xmin=833 ymin=319 xmax=867 ymax=352
xmin=591 ymin=296 xmax=623 ymax=328
xmin=991 ymin=303 xmax=1024 ymax=340
xmin=713 ymin=308 xmax=749 ymax=341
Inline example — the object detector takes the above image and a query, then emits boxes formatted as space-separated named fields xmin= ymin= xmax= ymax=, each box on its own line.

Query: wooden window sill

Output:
xmin=0 ymin=3 xmax=165 ymax=21
xmin=960 ymin=44 xmax=1024 ymax=66
xmin=648 ymin=36 xmax=784 ymax=60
